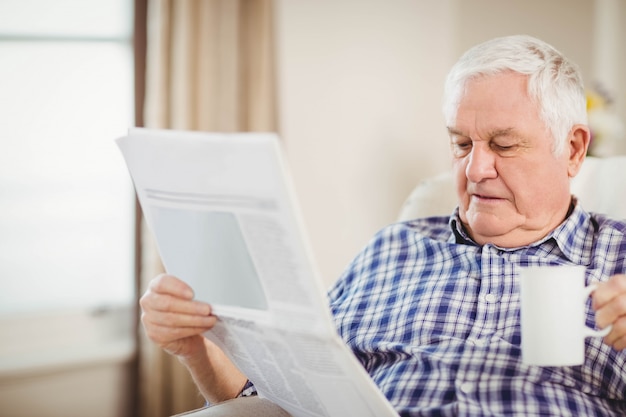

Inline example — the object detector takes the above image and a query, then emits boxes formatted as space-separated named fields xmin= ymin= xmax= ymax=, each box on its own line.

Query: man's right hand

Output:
xmin=139 ymin=274 xmax=217 ymax=359
xmin=140 ymin=274 xmax=249 ymax=403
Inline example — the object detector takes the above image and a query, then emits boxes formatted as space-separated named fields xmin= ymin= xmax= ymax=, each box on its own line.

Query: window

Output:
xmin=0 ymin=0 xmax=134 ymax=314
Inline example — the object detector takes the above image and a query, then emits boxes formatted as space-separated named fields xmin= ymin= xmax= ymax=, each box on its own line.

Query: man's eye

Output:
xmin=451 ymin=140 xmax=471 ymax=148
xmin=492 ymin=143 xmax=516 ymax=152
xmin=451 ymin=142 xmax=471 ymax=157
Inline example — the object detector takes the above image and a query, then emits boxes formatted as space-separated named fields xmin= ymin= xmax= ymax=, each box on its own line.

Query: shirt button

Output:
xmin=460 ymin=382 xmax=474 ymax=394
xmin=473 ymin=338 xmax=488 ymax=347
xmin=484 ymin=293 xmax=497 ymax=303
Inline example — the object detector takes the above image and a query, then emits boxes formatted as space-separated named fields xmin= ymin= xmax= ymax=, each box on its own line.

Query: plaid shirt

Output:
xmin=328 ymin=201 xmax=626 ymax=416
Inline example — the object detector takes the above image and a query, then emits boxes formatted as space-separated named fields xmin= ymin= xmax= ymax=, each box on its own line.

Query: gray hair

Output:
xmin=442 ymin=35 xmax=587 ymax=156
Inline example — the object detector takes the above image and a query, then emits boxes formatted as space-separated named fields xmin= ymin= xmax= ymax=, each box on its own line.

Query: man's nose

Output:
xmin=465 ymin=146 xmax=497 ymax=183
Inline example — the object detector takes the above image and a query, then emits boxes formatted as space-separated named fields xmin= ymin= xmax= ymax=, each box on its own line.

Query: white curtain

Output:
xmin=139 ymin=1 xmax=276 ymax=415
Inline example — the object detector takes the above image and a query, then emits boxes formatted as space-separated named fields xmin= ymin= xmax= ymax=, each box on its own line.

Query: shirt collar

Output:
xmin=448 ymin=210 xmax=476 ymax=246
xmin=447 ymin=198 xmax=594 ymax=263
xmin=545 ymin=198 xmax=593 ymax=264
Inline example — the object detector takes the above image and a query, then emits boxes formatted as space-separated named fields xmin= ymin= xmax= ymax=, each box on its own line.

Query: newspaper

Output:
xmin=116 ymin=128 xmax=398 ymax=417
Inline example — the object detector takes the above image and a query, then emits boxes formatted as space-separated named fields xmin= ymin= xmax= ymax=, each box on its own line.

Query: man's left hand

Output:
xmin=593 ymin=274 xmax=626 ymax=350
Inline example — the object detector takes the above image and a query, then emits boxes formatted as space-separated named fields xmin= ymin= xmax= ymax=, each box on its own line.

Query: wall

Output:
xmin=275 ymin=0 xmax=456 ymax=286
xmin=592 ymin=0 xmax=626 ymax=138
xmin=274 ymin=0 xmax=615 ymax=288
xmin=452 ymin=0 xmax=594 ymax=78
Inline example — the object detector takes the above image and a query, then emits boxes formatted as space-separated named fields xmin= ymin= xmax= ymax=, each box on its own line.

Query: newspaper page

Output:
xmin=116 ymin=128 xmax=398 ymax=417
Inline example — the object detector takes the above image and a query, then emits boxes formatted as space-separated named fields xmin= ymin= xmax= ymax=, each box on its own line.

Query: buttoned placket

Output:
xmin=455 ymin=244 xmax=506 ymax=413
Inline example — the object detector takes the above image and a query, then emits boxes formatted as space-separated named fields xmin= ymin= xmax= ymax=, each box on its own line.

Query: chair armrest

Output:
xmin=171 ymin=397 xmax=292 ymax=417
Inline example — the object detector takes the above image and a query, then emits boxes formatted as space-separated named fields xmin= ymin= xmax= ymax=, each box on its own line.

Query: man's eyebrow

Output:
xmin=446 ymin=127 xmax=516 ymax=139
xmin=447 ymin=127 xmax=466 ymax=137
xmin=487 ymin=127 xmax=515 ymax=139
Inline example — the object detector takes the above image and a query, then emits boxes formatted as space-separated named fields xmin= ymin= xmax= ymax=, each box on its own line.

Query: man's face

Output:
xmin=448 ymin=72 xmax=574 ymax=247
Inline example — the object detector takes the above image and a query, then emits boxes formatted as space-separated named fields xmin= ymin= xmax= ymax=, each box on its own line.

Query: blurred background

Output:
xmin=0 ymin=0 xmax=624 ymax=416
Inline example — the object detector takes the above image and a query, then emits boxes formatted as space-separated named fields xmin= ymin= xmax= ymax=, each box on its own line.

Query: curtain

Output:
xmin=138 ymin=1 xmax=276 ymax=415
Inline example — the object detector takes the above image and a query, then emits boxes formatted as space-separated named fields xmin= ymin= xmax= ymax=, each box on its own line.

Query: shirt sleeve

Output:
xmin=237 ymin=379 xmax=258 ymax=398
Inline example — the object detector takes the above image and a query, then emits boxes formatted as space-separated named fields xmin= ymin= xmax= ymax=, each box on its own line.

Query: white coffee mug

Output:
xmin=519 ymin=265 xmax=612 ymax=366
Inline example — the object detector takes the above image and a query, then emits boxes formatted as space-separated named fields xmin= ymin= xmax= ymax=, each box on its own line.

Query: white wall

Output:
xmin=274 ymin=0 xmax=618 ymax=288
xmin=592 ymin=0 xmax=626 ymax=132
xmin=451 ymin=0 xmax=594 ymax=87
xmin=275 ymin=0 xmax=456 ymax=286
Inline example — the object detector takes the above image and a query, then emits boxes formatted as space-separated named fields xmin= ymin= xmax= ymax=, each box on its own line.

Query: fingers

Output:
xmin=602 ymin=316 xmax=626 ymax=350
xmin=593 ymin=274 xmax=626 ymax=311
xmin=141 ymin=306 xmax=216 ymax=330
xmin=140 ymin=274 xmax=217 ymax=350
xmin=140 ymin=305 xmax=217 ymax=355
xmin=593 ymin=274 xmax=626 ymax=327
xmin=142 ymin=290 xmax=212 ymax=316
xmin=142 ymin=314 xmax=217 ymax=346
xmin=140 ymin=274 xmax=211 ymax=316
xmin=593 ymin=274 xmax=626 ymax=350
xmin=149 ymin=273 xmax=195 ymax=300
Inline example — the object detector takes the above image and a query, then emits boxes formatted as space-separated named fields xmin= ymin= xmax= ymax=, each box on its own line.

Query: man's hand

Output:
xmin=140 ymin=274 xmax=217 ymax=359
xmin=140 ymin=274 xmax=249 ymax=402
xmin=593 ymin=274 xmax=626 ymax=350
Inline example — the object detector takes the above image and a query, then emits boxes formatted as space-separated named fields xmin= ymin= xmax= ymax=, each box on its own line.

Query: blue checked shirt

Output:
xmin=328 ymin=201 xmax=626 ymax=416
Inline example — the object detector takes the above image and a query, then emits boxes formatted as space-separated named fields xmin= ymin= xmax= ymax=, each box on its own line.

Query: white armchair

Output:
xmin=399 ymin=156 xmax=626 ymax=221
xmin=172 ymin=397 xmax=292 ymax=417
xmin=172 ymin=156 xmax=626 ymax=417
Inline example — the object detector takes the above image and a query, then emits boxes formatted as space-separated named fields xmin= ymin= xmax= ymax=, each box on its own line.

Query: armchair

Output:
xmin=399 ymin=156 xmax=626 ymax=220
xmin=172 ymin=396 xmax=292 ymax=417
xmin=173 ymin=155 xmax=626 ymax=417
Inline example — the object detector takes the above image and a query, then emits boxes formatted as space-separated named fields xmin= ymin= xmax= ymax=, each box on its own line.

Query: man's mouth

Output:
xmin=472 ymin=194 xmax=502 ymax=202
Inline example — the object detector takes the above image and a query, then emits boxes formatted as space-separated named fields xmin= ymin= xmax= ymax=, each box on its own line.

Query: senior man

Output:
xmin=140 ymin=35 xmax=626 ymax=416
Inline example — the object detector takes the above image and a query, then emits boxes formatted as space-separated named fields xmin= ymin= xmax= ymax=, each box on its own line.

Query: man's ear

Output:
xmin=567 ymin=124 xmax=591 ymax=178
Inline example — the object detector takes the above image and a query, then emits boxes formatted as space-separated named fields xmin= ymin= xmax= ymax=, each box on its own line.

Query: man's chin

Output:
xmin=461 ymin=213 xmax=522 ymax=245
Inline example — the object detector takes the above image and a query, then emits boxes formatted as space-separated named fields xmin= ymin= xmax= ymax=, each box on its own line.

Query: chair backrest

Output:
xmin=398 ymin=156 xmax=626 ymax=221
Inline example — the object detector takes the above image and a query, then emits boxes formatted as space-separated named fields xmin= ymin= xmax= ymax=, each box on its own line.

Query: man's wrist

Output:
xmin=237 ymin=380 xmax=258 ymax=398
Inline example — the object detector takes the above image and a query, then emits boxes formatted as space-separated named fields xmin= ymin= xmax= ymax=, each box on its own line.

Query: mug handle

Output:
xmin=583 ymin=284 xmax=613 ymax=338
